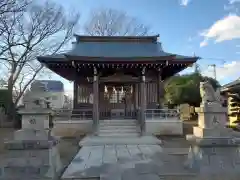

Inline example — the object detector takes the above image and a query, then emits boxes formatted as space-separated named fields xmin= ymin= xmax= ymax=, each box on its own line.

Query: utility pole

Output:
xmin=209 ymin=64 xmax=216 ymax=80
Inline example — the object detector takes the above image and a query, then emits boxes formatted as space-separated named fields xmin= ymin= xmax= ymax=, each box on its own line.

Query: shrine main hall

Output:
xmin=37 ymin=34 xmax=198 ymax=134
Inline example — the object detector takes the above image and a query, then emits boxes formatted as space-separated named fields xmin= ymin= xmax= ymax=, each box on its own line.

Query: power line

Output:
xmin=200 ymin=57 xmax=227 ymax=61
xmin=192 ymin=57 xmax=229 ymax=80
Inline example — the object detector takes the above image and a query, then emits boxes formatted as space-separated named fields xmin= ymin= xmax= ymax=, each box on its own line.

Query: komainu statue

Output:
xmin=200 ymin=81 xmax=221 ymax=104
xmin=23 ymin=90 xmax=51 ymax=109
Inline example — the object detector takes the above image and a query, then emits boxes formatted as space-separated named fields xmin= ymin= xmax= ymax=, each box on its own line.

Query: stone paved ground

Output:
xmin=62 ymin=135 xmax=240 ymax=180
xmin=1 ymin=130 xmax=240 ymax=180
xmin=158 ymin=136 xmax=240 ymax=180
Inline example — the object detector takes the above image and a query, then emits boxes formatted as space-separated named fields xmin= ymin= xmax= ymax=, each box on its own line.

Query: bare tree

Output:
xmin=0 ymin=0 xmax=30 ymax=55
xmin=84 ymin=8 xmax=149 ymax=36
xmin=0 ymin=1 xmax=79 ymax=120
xmin=0 ymin=0 xmax=28 ymax=15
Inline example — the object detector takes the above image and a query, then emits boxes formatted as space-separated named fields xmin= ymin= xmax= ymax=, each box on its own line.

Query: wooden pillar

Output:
xmin=73 ymin=81 xmax=78 ymax=109
xmin=92 ymin=66 xmax=99 ymax=134
xmin=157 ymin=68 xmax=163 ymax=109
xmin=140 ymin=67 xmax=146 ymax=135
xmin=133 ymin=84 xmax=138 ymax=110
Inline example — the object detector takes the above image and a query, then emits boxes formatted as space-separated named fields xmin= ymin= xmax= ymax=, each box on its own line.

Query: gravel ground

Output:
xmin=57 ymin=137 xmax=82 ymax=168
xmin=159 ymin=135 xmax=191 ymax=149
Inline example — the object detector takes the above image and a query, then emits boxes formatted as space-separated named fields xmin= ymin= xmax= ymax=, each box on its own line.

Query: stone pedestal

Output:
xmin=0 ymin=108 xmax=62 ymax=179
xmin=19 ymin=108 xmax=52 ymax=130
xmin=186 ymin=103 xmax=235 ymax=146
xmin=185 ymin=145 xmax=240 ymax=177
xmin=185 ymin=103 xmax=240 ymax=176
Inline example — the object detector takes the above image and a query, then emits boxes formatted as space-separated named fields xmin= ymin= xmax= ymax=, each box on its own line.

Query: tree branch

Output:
xmin=84 ymin=8 xmax=149 ymax=36
xmin=0 ymin=0 xmax=79 ymax=108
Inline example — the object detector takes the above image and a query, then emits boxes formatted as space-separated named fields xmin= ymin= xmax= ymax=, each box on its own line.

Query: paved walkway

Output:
xmin=61 ymin=136 xmax=240 ymax=180
xmin=79 ymin=135 xmax=162 ymax=146
xmin=61 ymin=144 xmax=195 ymax=180
xmin=61 ymin=136 xmax=194 ymax=180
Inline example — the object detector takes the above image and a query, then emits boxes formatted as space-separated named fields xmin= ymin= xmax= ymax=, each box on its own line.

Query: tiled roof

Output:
xmin=68 ymin=41 xmax=172 ymax=58
xmin=37 ymin=35 xmax=199 ymax=63
xmin=221 ymin=78 xmax=240 ymax=91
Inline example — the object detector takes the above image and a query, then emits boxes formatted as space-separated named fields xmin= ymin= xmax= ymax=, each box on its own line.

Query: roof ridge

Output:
xmin=74 ymin=34 xmax=160 ymax=43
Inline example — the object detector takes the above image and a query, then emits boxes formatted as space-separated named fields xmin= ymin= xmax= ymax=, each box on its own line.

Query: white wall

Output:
xmin=52 ymin=120 xmax=92 ymax=137
xmin=145 ymin=118 xmax=183 ymax=135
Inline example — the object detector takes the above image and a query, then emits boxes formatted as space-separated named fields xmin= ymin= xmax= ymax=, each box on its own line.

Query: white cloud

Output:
xmin=201 ymin=61 xmax=240 ymax=81
xmin=180 ymin=0 xmax=191 ymax=6
xmin=229 ymin=0 xmax=240 ymax=4
xmin=200 ymin=40 xmax=208 ymax=47
xmin=200 ymin=14 xmax=240 ymax=47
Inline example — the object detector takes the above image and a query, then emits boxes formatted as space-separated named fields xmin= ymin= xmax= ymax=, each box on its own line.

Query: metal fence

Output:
xmin=53 ymin=108 xmax=92 ymax=121
xmin=145 ymin=109 xmax=180 ymax=120
xmin=52 ymin=108 xmax=180 ymax=121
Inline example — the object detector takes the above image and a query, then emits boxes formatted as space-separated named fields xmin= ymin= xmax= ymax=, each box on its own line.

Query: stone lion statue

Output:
xmin=200 ymin=81 xmax=221 ymax=104
xmin=23 ymin=90 xmax=51 ymax=109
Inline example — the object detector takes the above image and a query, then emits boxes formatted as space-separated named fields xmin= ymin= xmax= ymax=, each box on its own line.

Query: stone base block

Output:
xmin=186 ymin=134 xmax=237 ymax=146
xmin=0 ymin=131 xmax=62 ymax=179
xmin=145 ymin=119 xmax=183 ymax=135
xmin=193 ymin=126 xmax=233 ymax=138
xmin=196 ymin=103 xmax=227 ymax=113
xmin=1 ymin=165 xmax=51 ymax=179
xmin=196 ymin=103 xmax=228 ymax=129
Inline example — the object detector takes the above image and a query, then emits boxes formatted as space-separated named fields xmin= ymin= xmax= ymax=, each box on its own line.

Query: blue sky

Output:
xmin=48 ymin=0 xmax=240 ymax=95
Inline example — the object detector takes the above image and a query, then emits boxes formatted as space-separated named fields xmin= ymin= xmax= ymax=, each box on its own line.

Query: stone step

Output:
xmin=99 ymin=129 xmax=139 ymax=133
xmin=99 ymin=126 xmax=139 ymax=130
xmin=99 ymin=124 xmax=137 ymax=127
xmin=99 ymin=122 xmax=137 ymax=126
xmin=98 ymin=132 xmax=140 ymax=137
xmin=100 ymin=120 xmax=137 ymax=124
xmin=99 ymin=125 xmax=137 ymax=129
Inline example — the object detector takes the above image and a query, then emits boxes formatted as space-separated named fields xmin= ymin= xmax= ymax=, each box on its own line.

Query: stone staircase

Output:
xmin=97 ymin=119 xmax=140 ymax=137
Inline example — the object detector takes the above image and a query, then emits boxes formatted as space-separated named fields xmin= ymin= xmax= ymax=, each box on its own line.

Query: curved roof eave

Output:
xmin=37 ymin=54 xmax=199 ymax=64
